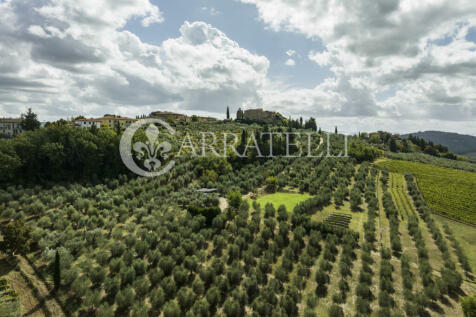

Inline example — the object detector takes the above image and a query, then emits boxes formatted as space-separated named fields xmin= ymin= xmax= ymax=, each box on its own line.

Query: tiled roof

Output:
xmin=97 ymin=115 xmax=134 ymax=120
xmin=0 ymin=118 xmax=22 ymax=123
xmin=75 ymin=118 xmax=101 ymax=122
xmin=150 ymin=111 xmax=187 ymax=116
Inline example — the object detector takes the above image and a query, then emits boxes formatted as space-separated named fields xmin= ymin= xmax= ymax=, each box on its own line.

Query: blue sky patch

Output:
xmin=123 ymin=0 xmax=331 ymax=88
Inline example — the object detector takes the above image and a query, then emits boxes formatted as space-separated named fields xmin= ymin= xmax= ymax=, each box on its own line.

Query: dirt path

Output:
xmin=0 ymin=255 xmax=65 ymax=317
xmin=218 ymin=197 xmax=228 ymax=211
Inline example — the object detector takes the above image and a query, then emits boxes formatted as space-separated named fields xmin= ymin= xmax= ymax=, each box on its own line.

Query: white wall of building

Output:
xmin=0 ymin=120 xmax=23 ymax=136
xmin=74 ymin=120 xmax=101 ymax=128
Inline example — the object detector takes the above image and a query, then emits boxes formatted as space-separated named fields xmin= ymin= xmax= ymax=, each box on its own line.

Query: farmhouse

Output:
xmin=236 ymin=108 xmax=286 ymax=124
xmin=74 ymin=118 xmax=102 ymax=128
xmin=96 ymin=115 xmax=135 ymax=128
xmin=150 ymin=111 xmax=190 ymax=122
xmin=0 ymin=118 xmax=23 ymax=137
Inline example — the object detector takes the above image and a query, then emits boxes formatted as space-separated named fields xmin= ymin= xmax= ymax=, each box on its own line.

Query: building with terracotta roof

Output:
xmin=74 ymin=118 xmax=102 ymax=128
xmin=96 ymin=115 xmax=136 ymax=129
xmin=0 ymin=118 xmax=23 ymax=137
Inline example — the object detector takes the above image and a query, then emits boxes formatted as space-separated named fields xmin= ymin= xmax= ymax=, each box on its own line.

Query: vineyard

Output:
xmin=0 ymin=278 xmax=20 ymax=316
xmin=376 ymin=159 xmax=476 ymax=224
xmin=384 ymin=151 xmax=476 ymax=173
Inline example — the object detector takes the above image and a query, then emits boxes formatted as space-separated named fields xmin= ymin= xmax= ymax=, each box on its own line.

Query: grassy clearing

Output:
xmin=376 ymin=159 xmax=476 ymax=224
xmin=247 ymin=192 xmax=312 ymax=212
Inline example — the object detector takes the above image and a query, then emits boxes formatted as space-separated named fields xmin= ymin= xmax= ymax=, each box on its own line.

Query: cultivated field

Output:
xmin=376 ymin=159 xmax=476 ymax=224
xmin=433 ymin=214 xmax=476 ymax=274
xmin=1 ymin=154 xmax=475 ymax=316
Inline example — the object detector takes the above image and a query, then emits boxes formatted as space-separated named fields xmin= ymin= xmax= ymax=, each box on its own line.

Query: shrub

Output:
xmin=356 ymin=297 xmax=371 ymax=315
xmin=149 ymin=287 xmax=166 ymax=312
xmin=206 ymin=286 xmax=221 ymax=308
xmin=133 ymin=277 xmax=151 ymax=299
xmin=104 ymin=276 xmax=120 ymax=298
xmin=97 ymin=303 xmax=114 ymax=317
xmin=161 ymin=277 xmax=177 ymax=299
xmin=223 ymin=297 xmax=242 ymax=317
xmin=133 ymin=259 xmax=147 ymax=276
xmin=461 ymin=294 xmax=476 ymax=317
xmin=0 ymin=220 xmax=31 ymax=255
xmin=90 ymin=266 xmax=106 ymax=287
xmin=175 ymin=287 xmax=194 ymax=311
xmin=265 ymin=177 xmax=277 ymax=193
xmin=115 ymin=287 xmax=135 ymax=312
xmin=349 ymin=187 xmax=362 ymax=210
xmin=328 ymin=304 xmax=344 ymax=317
xmin=227 ymin=191 xmax=242 ymax=209
xmin=120 ymin=266 xmax=136 ymax=286
xmin=72 ymin=276 xmax=89 ymax=299
xmin=62 ymin=267 xmax=79 ymax=286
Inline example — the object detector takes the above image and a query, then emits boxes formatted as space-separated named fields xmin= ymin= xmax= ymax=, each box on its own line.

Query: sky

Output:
xmin=1 ymin=0 xmax=476 ymax=135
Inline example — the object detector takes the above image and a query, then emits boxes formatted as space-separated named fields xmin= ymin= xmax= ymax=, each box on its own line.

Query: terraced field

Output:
xmin=376 ymin=159 xmax=476 ymax=224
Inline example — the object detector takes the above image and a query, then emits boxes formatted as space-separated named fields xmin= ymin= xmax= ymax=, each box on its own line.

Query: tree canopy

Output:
xmin=21 ymin=108 xmax=41 ymax=131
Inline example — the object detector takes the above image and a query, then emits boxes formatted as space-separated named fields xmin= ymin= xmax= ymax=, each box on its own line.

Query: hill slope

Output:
xmin=402 ymin=130 xmax=476 ymax=157
xmin=376 ymin=159 xmax=476 ymax=224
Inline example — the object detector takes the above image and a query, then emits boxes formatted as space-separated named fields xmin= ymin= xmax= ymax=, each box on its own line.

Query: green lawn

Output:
xmin=248 ymin=192 xmax=312 ymax=212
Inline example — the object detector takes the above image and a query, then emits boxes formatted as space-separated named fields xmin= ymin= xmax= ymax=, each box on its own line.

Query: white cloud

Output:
xmin=0 ymin=1 xmax=268 ymax=120
xmin=284 ymin=58 xmax=296 ymax=66
xmin=28 ymin=25 xmax=50 ymax=38
xmin=261 ymin=75 xmax=377 ymax=118
xmin=201 ymin=6 xmax=221 ymax=16
xmin=242 ymin=0 xmax=476 ymax=127
xmin=308 ymin=50 xmax=331 ymax=66
xmin=2 ymin=0 xmax=476 ymax=134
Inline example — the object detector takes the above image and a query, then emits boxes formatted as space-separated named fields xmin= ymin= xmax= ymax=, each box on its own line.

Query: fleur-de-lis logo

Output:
xmin=133 ymin=124 xmax=172 ymax=171
xmin=120 ymin=119 xmax=175 ymax=177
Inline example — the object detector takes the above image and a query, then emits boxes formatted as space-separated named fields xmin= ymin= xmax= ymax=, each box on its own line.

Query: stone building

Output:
xmin=195 ymin=116 xmax=216 ymax=122
xmin=237 ymin=108 xmax=285 ymax=124
xmin=150 ymin=111 xmax=190 ymax=122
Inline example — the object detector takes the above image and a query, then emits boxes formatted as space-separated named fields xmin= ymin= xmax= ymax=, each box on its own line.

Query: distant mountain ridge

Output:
xmin=401 ymin=131 xmax=476 ymax=157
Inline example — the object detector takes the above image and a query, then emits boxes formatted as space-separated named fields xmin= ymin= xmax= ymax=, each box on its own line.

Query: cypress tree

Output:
xmin=21 ymin=108 xmax=41 ymax=131
xmin=226 ymin=106 xmax=230 ymax=120
xmin=54 ymin=249 xmax=61 ymax=291
xmin=389 ymin=138 xmax=397 ymax=152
